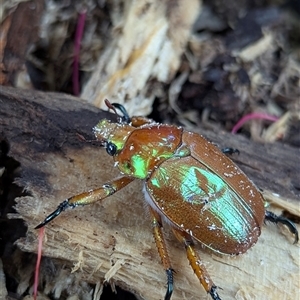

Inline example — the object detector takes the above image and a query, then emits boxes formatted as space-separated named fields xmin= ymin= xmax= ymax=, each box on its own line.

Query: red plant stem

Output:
xmin=73 ymin=10 xmax=87 ymax=96
xmin=34 ymin=227 xmax=45 ymax=300
xmin=231 ymin=113 xmax=279 ymax=134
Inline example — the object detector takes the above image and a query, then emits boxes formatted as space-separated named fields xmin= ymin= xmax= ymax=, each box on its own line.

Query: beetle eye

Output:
xmin=106 ymin=142 xmax=117 ymax=156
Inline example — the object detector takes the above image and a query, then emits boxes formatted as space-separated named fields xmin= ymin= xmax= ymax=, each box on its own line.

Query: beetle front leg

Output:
xmin=149 ymin=208 xmax=174 ymax=300
xmin=35 ymin=176 xmax=135 ymax=229
xmin=172 ymin=228 xmax=221 ymax=300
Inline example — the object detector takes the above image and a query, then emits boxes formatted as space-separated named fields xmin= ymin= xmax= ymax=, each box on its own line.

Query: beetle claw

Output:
xmin=221 ymin=147 xmax=240 ymax=155
xmin=35 ymin=199 xmax=70 ymax=229
xmin=209 ymin=285 xmax=222 ymax=300
xmin=265 ymin=210 xmax=299 ymax=244
xmin=164 ymin=268 xmax=174 ymax=300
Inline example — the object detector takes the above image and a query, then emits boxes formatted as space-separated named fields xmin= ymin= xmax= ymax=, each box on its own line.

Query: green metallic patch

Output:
xmin=112 ymin=139 xmax=126 ymax=151
xmin=122 ymin=149 xmax=176 ymax=179
xmin=151 ymin=163 xmax=255 ymax=242
xmin=130 ymin=154 xmax=147 ymax=178
xmin=150 ymin=167 xmax=169 ymax=188
xmin=182 ymin=166 xmax=254 ymax=242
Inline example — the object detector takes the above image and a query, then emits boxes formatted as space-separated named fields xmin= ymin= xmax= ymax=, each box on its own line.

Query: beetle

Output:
xmin=36 ymin=100 xmax=298 ymax=300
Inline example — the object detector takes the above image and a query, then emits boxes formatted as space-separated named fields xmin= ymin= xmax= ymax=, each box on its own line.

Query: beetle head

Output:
xmin=93 ymin=119 xmax=135 ymax=155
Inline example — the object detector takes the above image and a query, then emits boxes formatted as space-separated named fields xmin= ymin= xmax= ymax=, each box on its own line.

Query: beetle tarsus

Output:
xmin=221 ymin=147 xmax=240 ymax=155
xmin=164 ymin=268 xmax=174 ymax=300
xmin=209 ymin=285 xmax=222 ymax=300
xmin=265 ymin=210 xmax=299 ymax=244
xmin=35 ymin=199 xmax=71 ymax=229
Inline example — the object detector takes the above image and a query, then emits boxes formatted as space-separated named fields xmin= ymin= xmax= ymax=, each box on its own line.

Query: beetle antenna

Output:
xmin=110 ymin=103 xmax=131 ymax=124
xmin=76 ymin=133 xmax=108 ymax=149
xmin=104 ymin=99 xmax=131 ymax=124
xmin=104 ymin=99 xmax=118 ymax=114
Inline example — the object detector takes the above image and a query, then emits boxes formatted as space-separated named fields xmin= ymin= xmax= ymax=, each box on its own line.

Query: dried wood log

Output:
xmin=1 ymin=86 xmax=299 ymax=300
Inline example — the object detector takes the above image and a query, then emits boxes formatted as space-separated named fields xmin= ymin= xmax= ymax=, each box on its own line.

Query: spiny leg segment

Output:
xmin=149 ymin=208 xmax=174 ymax=300
xmin=35 ymin=176 xmax=135 ymax=229
xmin=172 ymin=229 xmax=221 ymax=300
xmin=150 ymin=209 xmax=221 ymax=300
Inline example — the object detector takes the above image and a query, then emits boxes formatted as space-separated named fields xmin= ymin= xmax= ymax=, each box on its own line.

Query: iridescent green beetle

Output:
xmin=36 ymin=100 xmax=298 ymax=300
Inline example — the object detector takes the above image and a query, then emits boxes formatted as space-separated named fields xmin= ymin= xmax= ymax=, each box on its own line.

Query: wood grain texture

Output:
xmin=1 ymin=86 xmax=299 ymax=300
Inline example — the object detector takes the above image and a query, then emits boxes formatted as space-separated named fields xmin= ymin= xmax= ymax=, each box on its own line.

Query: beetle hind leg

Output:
xmin=265 ymin=210 xmax=299 ymax=244
xmin=149 ymin=208 xmax=174 ymax=300
xmin=172 ymin=229 xmax=221 ymax=300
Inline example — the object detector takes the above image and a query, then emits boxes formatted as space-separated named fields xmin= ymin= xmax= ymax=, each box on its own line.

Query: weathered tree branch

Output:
xmin=1 ymin=86 xmax=299 ymax=300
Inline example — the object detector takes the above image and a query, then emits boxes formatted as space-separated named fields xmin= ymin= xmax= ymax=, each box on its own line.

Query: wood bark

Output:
xmin=0 ymin=86 xmax=299 ymax=300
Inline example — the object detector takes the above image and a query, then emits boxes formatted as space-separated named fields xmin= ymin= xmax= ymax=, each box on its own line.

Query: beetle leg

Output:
xmin=35 ymin=176 xmax=135 ymax=229
xmin=221 ymin=147 xmax=240 ymax=155
xmin=149 ymin=208 xmax=174 ymax=300
xmin=172 ymin=229 xmax=221 ymax=300
xmin=265 ymin=210 xmax=299 ymax=244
